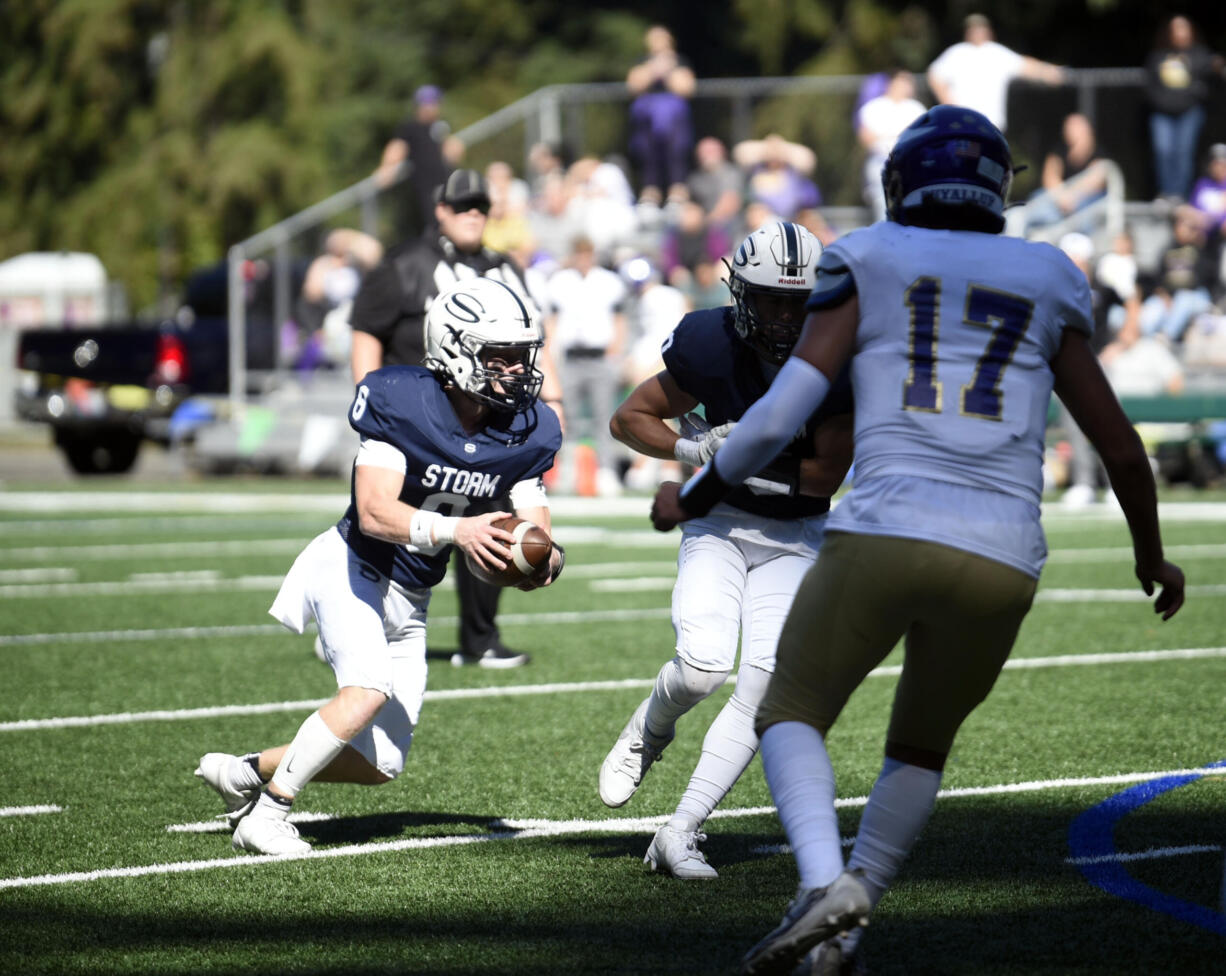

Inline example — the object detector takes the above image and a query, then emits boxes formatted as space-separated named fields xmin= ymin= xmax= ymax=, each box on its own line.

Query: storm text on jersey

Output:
xmin=420 ymin=464 xmax=502 ymax=498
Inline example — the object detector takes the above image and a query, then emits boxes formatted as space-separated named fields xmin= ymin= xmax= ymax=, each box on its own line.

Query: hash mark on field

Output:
xmin=0 ymin=805 xmax=62 ymax=817
xmin=8 ymin=765 xmax=1225 ymax=891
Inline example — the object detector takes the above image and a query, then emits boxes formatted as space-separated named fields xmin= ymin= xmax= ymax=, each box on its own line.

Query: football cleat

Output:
xmin=791 ymin=937 xmax=867 ymax=976
xmin=741 ymin=869 xmax=872 ymax=976
xmin=644 ymin=824 xmax=719 ymax=879
xmin=232 ymin=811 xmax=312 ymax=856
xmin=450 ymin=645 xmax=531 ymax=669
xmin=598 ymin=699 xmax=673 ymax=808
xmin=195 ymin=752 xmax=261 ymax=826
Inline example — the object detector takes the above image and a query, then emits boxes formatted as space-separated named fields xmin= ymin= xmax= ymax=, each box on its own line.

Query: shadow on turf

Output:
xmin=6 ymin=804 xmax=1221 ymax=974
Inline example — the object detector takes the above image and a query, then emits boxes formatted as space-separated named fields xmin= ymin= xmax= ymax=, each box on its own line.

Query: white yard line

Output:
xmin=4 ymin=647 xmax=1225 ymax=733
xmin=6 ymin=765 xmax=1222 ymax=891
xmin=0 ymin=805 xmax=62 ymax=817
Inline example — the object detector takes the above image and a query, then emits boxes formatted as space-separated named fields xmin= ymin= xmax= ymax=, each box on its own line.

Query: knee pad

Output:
xmin=658 ymin=656 xmax=730 ymax=708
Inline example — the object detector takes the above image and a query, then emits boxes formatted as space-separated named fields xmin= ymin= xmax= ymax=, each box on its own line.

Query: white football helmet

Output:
xmin=424 ymin=277 xmax=544 ymax=413
xmin=727 ymin=221 xmax=822 ymax=364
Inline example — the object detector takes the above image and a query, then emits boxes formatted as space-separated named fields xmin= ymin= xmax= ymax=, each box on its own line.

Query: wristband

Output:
xmin=409 ymin=510 xmax=460 ymax=547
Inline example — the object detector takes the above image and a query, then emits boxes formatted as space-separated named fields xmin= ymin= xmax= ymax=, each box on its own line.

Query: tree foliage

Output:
xmin=1 ymin=0 xmax=1223 ymax=311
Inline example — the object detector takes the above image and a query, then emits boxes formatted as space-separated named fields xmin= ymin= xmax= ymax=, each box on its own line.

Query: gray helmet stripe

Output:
xmin=780 ymin=222 xmax=799 ymax=275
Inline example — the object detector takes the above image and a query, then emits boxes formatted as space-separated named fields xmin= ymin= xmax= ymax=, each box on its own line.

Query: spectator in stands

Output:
xmin=1144 ymin=15 xmax=1225 ymax=202
xmin=733 ymin=134 xmax=821 ymax=221
xmin=481 ymin=161 xmax=533 ymax=256
xmin=1023 ymin=113 xmax=1110 ymax=235
xmin=686 ymin=137 xmax=746 ymax=239
xmin=527 ymin=141 xmax=569 ymax=197
xmin=659 ymin=200 xmax=731 ymax=289
xmin=544 ymin=235 xmax=629 ymax=496
xmin=294 ymin=229 xmax=384 ymax=369
xmin=926 ymin=13 xmax=1066 ymax=133
xmin=527 ymin=172 xmax=582 ymax=264
xmin=565 ymin=156 xmax=640 ymax=264
xmin=1189 ymin=143 xmax=1226 ymax=234
xmin=375 ymin=85 xmax=465 ymax=233
xmin=1055 ymin=233 xmax=1142 ymax=507
xmin=1140 ymin=204 xmax=1222 ymax=343
xmin=1097 ymin=228 xmax=1140 ymax=305
xmin=626 ymin=25 xmax=696 ymax=206
xmin=857 ymin=70 xmax=926 ymax=222
xmin=680 ymin=258 xmax=728 ymax=312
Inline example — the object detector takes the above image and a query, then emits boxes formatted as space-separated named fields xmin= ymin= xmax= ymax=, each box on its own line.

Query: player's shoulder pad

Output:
xmin=349 ymin=366 xmax=432 ymax=439
xmin=662 ymin=306 xmax=733 ymax=361
xmin=805 ymin=247 xmax=857 ymax=312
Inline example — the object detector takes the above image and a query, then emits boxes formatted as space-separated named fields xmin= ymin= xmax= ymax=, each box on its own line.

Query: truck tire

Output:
xmin=57 ymin=430 xmax=142 ymax=475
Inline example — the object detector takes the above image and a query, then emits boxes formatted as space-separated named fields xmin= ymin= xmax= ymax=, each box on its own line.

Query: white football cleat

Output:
xmin=741 ymin=869 xmax=872 ymax=976
xmin=195 ymin=752 xmax=261 ymax=826
xmin=232 ymin=812 xmax=311 ymax=856
xmin=598 ymin=699 xmax=673 ymax=808
xmin=644 ymin=823 xmax=718 ymax=879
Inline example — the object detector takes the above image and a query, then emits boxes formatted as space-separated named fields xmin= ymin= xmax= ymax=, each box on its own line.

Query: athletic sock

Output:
xmin=760 ymin=721 xmax=844 ymax=890
xmin=671 ymin=667 xmax=769 ymax=831
xmin=268 ymin=710 xmax=348 ymax=799
xmin=846 ymin=757 xmax=942 ymax=905
xmin=235 ymin=752 xmax=268 ymax=790
xmin=251 ymin=790 xmax=294 ymax=820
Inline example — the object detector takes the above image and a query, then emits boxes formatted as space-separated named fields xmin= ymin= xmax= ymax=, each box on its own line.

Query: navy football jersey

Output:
xmin=336 ymin=366 xmax=562 ymax=589
xmin=662 ymin=307 xmax=853 ymax=519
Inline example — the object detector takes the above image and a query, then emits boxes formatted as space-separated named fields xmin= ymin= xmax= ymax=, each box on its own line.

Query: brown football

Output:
xmin=464 ymin=517 xmax=552 ymax=587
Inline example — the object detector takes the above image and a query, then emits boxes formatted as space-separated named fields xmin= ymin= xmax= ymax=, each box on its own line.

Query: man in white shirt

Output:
xmin=857 ymin=70 xmax=926 ymax=221
xmin=545 ymin=235 xmax=629 ymax=495
xmin=926 ymin=13 xmax=1065 ymax=132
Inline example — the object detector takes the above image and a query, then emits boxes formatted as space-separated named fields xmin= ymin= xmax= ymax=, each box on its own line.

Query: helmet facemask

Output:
xmin=436 ymin=328 xmax=543 ymax=414
xmin=728 ymin=272 xmax=808 ymax=365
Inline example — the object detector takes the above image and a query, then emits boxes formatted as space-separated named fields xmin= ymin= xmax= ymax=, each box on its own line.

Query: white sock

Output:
xmin=671 ymin=666 xmax=770 ymax=831
xmin=761 ymin=721 xmax=844 ymax=890
xmin=846 ymin=757 xmax=942 ymax=905
xmin=268 ymin=710 xmax=348 ymax=800
xmin=643 ymin=657 xmax=727 ymax=742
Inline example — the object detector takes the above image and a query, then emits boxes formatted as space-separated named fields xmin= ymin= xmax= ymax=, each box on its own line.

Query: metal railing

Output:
xmin=1004 ymin=159 xmax=1127 ymax=247
xmin=225 ymin=68 xmax=1150 ymax=415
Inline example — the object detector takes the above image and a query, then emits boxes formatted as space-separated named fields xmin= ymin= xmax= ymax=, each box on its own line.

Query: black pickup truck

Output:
xmin=13 ymin=263 xmax=279 ymax=474
xmin=14 ymin=315 xmax=231 ymax=473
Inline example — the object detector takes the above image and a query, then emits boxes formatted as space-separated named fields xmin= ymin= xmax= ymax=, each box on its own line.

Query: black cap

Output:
xmin=434 ymin=169 xmax=491 ymax=211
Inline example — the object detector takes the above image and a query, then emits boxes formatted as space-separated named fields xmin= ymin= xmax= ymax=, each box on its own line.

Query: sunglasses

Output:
xmin=448 ymin=197 xmax=491 ymax=216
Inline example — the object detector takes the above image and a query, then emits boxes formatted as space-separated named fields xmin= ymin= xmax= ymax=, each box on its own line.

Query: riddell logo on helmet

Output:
xmin=777 ymin=277 xmax=807 ymax=284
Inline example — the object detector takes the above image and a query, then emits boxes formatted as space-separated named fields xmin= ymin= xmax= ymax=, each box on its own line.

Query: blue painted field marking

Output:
xmin=1068 ymin=760 xmax=1226 ymax=935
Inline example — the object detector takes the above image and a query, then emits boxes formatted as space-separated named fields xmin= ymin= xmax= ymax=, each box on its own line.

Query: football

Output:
xmin=465 ymin=517 xmax=552 ymax=587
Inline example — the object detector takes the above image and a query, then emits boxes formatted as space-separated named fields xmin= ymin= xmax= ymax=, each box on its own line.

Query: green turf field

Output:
xmin=0 ymin=483 xmax=1223 ymax=974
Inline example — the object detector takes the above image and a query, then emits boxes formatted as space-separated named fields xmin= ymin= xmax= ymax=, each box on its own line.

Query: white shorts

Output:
xmin=269 ymin=527 xmax=429 ymax=779
xmin=671 ymin=504 xmax=826 ymax=674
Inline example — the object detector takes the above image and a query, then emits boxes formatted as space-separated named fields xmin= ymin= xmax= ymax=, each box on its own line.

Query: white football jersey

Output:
xmin=826 ymin=221 xmax=1092 ymax=576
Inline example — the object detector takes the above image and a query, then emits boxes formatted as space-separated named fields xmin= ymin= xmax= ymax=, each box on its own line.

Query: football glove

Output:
xmin=673 ymin=417 xmax=736 ymax=468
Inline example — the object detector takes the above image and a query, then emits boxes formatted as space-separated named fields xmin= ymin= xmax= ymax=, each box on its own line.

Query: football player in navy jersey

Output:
xmin=653 ymin=108 xmax=1185 ymax=975
xmin=598 ymin=222 xmax=853 ymax=880
xmin=196 ymin=277 xmax=564 ymax=856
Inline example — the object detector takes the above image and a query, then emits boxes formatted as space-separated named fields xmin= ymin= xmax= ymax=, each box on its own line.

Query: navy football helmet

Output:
xmin=882 ymin=105 xmax=1014 ymax=233
xmin=726 ymin=221 xmax=822 ymax=365
xmin=425 ymin=277 xmax=544 ymax=414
